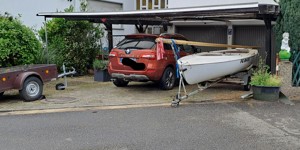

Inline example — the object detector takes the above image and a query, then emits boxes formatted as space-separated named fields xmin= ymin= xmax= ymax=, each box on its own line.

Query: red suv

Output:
xmin=108 ymin=33 xmax=196 ymax=90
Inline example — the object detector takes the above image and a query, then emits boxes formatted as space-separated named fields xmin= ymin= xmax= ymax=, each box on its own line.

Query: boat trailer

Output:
xmin=171 ymin=67 xmax=252 ymax=107
xmin=160 ymin=38 xmax=255 ymax=107
xmin=56 ymin=64 xmax=76 ymax=90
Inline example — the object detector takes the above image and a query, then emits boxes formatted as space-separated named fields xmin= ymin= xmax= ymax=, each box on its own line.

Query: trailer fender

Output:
xmin=13 ymin=72 xmax=43 ymax=90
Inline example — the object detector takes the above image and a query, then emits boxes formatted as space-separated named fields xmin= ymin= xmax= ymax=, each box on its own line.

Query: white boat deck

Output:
xmin=178 ymin=49 xmax=257 ymax=65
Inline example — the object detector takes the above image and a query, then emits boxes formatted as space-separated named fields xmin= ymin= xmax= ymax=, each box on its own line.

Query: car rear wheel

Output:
xmin=113 ymin=79 xmax=129 ymax=87
xmin=19 ymin=76 xmax=43 ymax=102
xmin=159 ymin=67 xmax=176 ymax=90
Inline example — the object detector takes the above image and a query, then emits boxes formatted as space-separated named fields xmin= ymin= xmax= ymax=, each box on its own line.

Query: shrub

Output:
xmin=275 ymin=0 xmax=300 ymax=52
xmin=0 ymin=13 xmax=42 ymax=67
xmin=38 ymin=4 xmax=104 ymax=75
xmin=93 ymin=59 xmax=108 ymax=70
xmin=250 ymin=58 xmax=281 ymax=87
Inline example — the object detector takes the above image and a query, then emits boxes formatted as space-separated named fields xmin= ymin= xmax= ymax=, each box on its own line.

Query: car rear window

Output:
xmin=116 ymin=38 xmax=156 ymax=49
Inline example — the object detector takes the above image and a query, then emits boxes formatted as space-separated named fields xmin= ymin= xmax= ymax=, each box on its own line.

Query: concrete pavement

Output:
xmin=0 ymin=76 xmax=298 ymax=113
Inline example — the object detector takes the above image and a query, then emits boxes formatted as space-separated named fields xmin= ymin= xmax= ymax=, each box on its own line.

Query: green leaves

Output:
xmin=250 ymin=58 xmax=281 ymax=87
xmin=275 ymin=0 xmax=300 ymax=52
xmin=93 ymin=59 xmax=108 ymax=70
xmin=38 ymin=5 xmax=104 ymax=75
xmin=0 ymin=14 xmax=42 ymax=67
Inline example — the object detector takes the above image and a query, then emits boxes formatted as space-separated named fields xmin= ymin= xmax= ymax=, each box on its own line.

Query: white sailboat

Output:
xmin=177 ymin=48 xmax=258 ymax=85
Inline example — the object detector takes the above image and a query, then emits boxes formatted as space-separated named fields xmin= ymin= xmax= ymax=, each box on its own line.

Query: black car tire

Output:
xmin=0 ymin=92 xmax=4 ymax=98
xmin=19 ymin=76 xmax=43 ymax=102
xmin=113 ymin=79 xmax=129 ymax=87
xmin=159 ymin=67 xmax=176 ymax=90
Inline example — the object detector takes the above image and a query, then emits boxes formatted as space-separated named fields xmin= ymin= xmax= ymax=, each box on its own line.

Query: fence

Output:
xmin=292 ymin=49 xmax=300 ymax=86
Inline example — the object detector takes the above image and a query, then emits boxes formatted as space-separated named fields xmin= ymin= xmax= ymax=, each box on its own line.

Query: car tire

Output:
xmin=19 ymin=76 xmax=43 ymax=102
xmin=113 ymin=79 xmax=129 ymax=87
xmin=159 ymin=67 xmax=176 ymax=90
xmin=0 ymin=92 xmax=4 ymax=98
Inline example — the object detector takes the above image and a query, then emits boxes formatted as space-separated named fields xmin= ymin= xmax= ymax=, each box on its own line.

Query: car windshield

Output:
xmin=116 ymin=38 xmax=156 ymax=49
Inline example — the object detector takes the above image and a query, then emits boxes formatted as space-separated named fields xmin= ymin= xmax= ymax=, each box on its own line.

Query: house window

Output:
xmin=136 ymin=0 xmax=168 ymax=10
xmin=135 ymin=0 xmax=168 ymax=34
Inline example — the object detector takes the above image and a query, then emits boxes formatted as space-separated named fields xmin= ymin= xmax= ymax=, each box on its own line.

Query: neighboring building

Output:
xmin=0 ymin=0 xmax=135 ymax=47
xmin=168 ymin=0 xmax=277 ymax=71
xmin=167 ymin=0 xmax=278 ymax=59
xmin=135 ymin=0 xmax=168 ymax=34
xmin=85 ymin=0 xmax=135 ymax=48
xmin=1 ymin=0 xmax=278 ymax=67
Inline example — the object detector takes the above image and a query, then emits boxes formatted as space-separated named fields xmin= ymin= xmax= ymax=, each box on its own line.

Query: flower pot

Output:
xmin=94 ymin=69 xmax=111 ymax=82
xmin=279 ymin=50 xmax=291 ymax=61
xmin=252 ymin=85 xmax=280 ymax=101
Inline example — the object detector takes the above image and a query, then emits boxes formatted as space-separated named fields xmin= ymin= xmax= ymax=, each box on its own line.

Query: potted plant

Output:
xmin=250 ymin=58 xmax=281 ymax=101
xmin=93 ymin=59 xmax=111 ymax=82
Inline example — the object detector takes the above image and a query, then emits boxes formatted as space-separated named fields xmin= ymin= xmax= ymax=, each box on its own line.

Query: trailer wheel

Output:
xmin=159 ymin=67 xmax=176 ymax=90
xmin=20 ymin=76 xmax=43 ymax=102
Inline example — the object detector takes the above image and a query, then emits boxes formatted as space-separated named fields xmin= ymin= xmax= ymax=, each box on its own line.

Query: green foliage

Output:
xmin=0 ymin=13 xmax=42 ymax=67
xmin=38 ymin=3 xmax=104 ymax=75
xmin=93 ymin=59 xmax=108 ymax=70
xmin=250 ymin=58 xmax=281 ymax=87
xmin=275 ymin=0 xmax=300 ymax=52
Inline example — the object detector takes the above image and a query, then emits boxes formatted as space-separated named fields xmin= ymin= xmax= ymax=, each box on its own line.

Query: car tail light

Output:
xmin=109 ymin=51 xmax=118 ymax=57
xmin=141 ymin=54 xmax=156 ymax=60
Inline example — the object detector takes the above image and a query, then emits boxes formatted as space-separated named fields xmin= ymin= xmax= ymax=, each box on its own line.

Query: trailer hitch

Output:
xmin=56 ymin=64 xmax=76 ymax=90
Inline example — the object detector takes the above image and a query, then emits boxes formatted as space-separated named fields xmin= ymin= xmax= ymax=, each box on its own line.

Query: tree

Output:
xmin=275 ymin=0 xmax=300 ymax=51
xmin=38 ymin=2 xmax=104 ymax=75
xmin=0 ymin=13 xmax=42 ymax=67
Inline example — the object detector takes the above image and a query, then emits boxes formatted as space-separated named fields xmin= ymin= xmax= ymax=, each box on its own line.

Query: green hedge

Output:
xmin=275 ymin=0 xmax=300 ymax=51
xmin=0 ymin=13 xmax=42 ymax=67
xmin=38 ymin=6 xmax=104 ymax=75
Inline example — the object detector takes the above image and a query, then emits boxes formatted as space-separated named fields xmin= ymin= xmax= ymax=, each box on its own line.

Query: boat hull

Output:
xmin=177 ymin=49 xmax=257 ymax=85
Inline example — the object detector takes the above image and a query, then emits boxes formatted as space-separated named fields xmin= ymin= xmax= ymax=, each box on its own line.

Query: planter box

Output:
xmin=94 ymin=69 xmax=111 ymax=82
xmin=252 ymin=85 xmax=280 ymax=101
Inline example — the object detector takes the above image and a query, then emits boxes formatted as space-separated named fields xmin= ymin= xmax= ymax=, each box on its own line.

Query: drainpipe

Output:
xmin=44 ymin=17 xmax=49 ymax=64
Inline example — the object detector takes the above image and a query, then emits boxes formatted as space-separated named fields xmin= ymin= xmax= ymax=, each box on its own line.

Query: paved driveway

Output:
xmin=0 ymin=76 xmax=291 ymax=112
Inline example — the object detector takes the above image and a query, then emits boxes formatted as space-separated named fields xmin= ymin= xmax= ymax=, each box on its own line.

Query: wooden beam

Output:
xmin=156 ymin=38 xmax=259 ymax=49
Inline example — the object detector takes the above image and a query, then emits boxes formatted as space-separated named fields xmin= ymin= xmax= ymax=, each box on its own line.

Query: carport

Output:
xmin=37 ymin=2 xmax=279 ymax=71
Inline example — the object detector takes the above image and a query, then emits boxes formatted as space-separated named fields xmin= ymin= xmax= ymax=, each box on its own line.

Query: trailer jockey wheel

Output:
xmin=171 ymin=94 xmax=180 ymax=107
xmin=243 ymin=76 xmax=251 ymax=91
xmin=20 ymin=76 xmax=43 ymax=102
xmin=56 ymin=83 xmax=65 ymax=90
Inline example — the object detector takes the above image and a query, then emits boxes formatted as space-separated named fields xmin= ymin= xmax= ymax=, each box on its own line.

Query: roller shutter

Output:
xmin=176 ymin=26 xmax=227 ymax=52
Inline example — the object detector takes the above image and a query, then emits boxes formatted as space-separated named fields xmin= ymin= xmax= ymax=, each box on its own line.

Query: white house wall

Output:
xmin=168 ymin=0 xmax=278 ymax=8
xmin=101 ymin=0 xmax=136 ymax=35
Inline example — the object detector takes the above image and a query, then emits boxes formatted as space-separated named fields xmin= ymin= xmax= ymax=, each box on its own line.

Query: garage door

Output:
xmin=176 ymin=26 xmax=227 ymax=52
xmin=234 ymin=26 xmax=276 ymax=69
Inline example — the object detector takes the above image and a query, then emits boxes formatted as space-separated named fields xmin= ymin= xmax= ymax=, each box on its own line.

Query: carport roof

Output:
xmin=37 ymin=2 xmax=279 ymax=25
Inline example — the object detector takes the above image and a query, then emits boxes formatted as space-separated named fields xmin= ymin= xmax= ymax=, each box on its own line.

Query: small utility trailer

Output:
xmin=0 ymin=64 xmax=58 ymax=101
